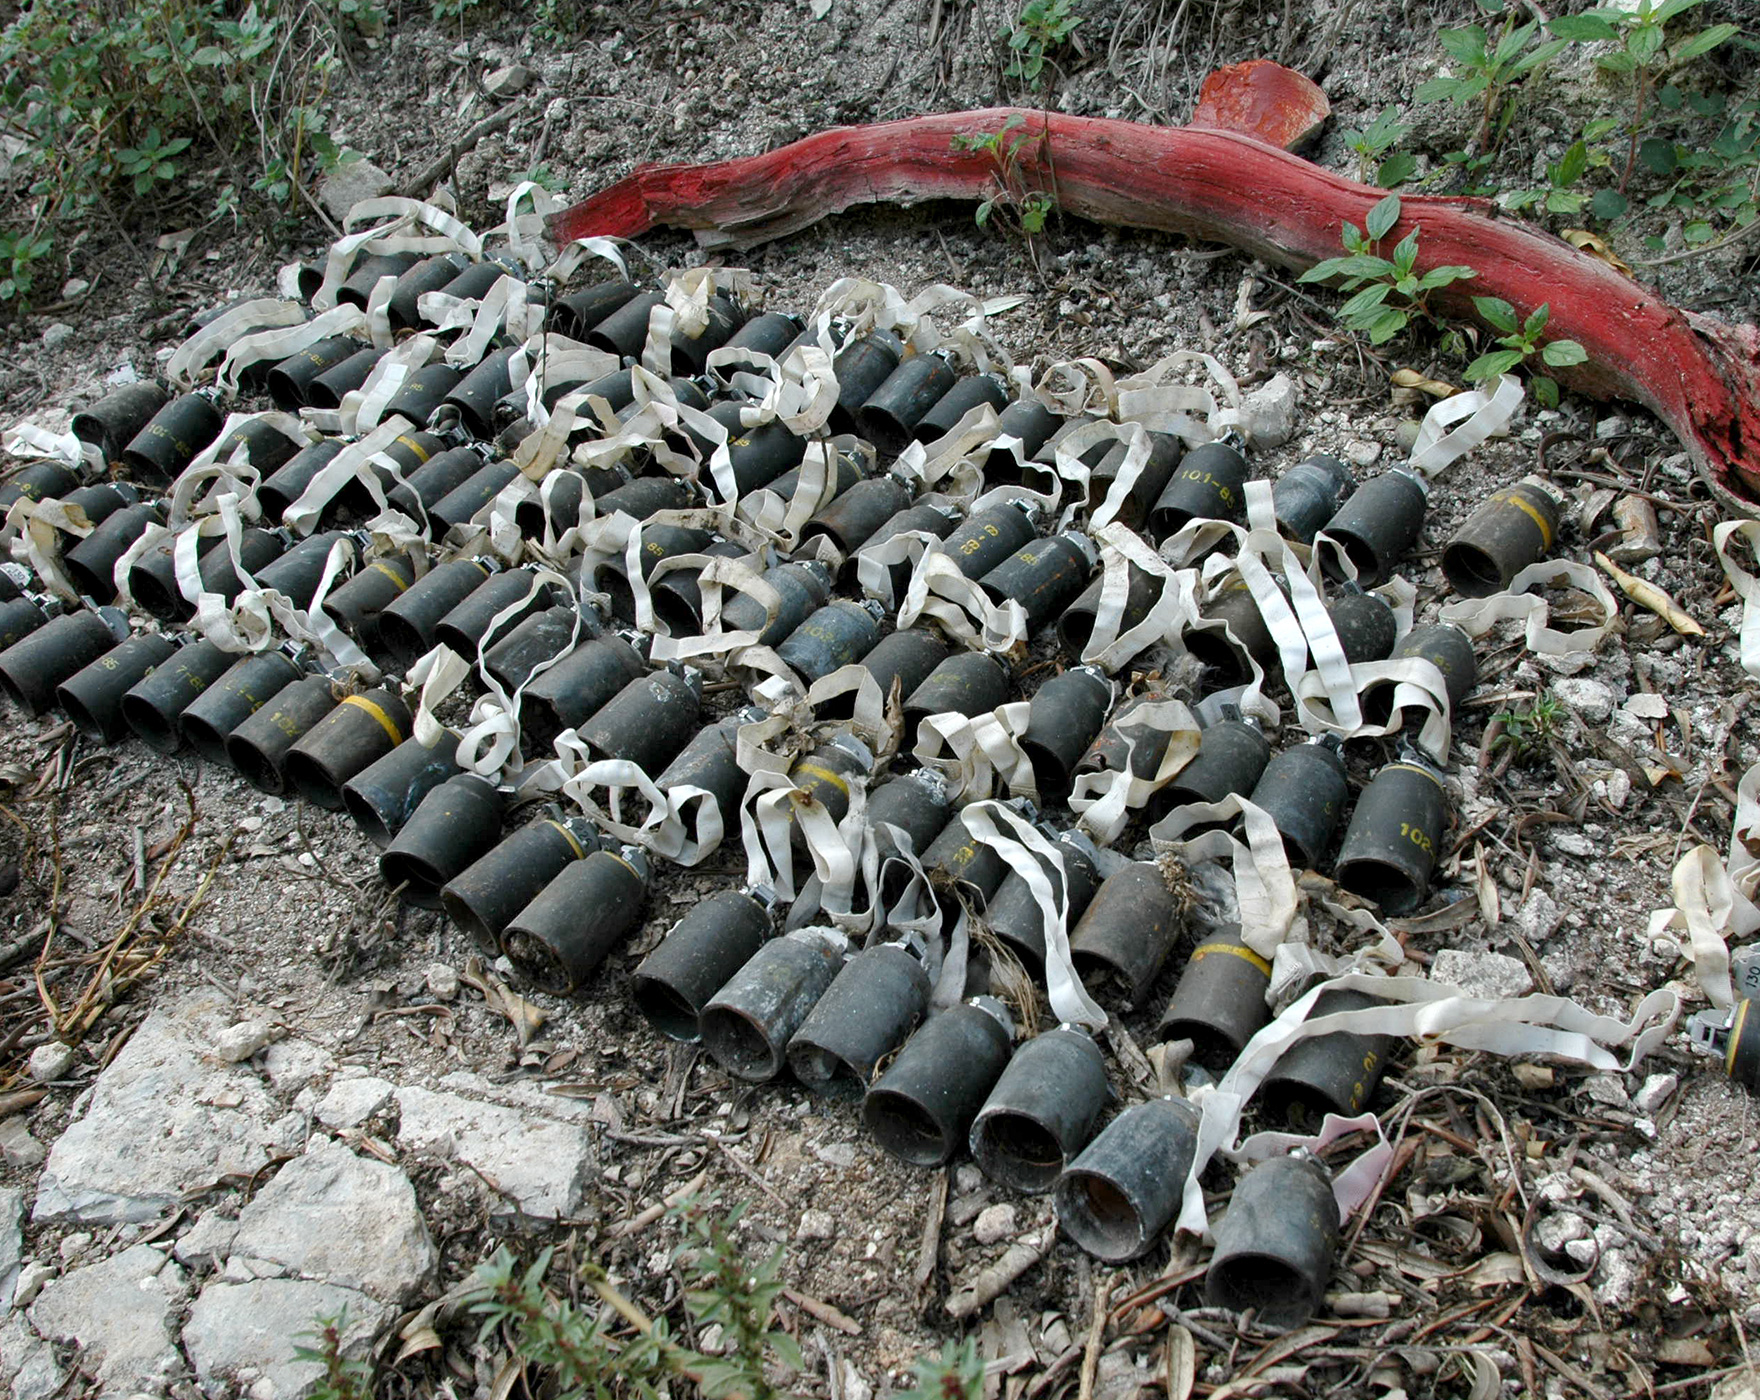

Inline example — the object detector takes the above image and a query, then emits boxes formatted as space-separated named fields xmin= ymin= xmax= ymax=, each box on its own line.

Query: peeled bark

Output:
xmin=550 ymin=109 xmax=1760 ymax=513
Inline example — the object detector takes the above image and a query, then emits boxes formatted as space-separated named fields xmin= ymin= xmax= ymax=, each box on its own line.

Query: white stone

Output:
xmin=315 ymin=1076 xmax=394 ymax=1131
xmin=1242 ymin=374 xmax=1299 ymax=449
xmin=0 ymin=1118 xmax=44 ymax=1167
xmin=973 ymin=1203 xmax=1018 ymax=1246
xmin=12 ymin=1261 xmax=53 ymax=1309
xmin=1512 ymin=889 xmax=1562 ymax=944
xmin=58 ymin=1232 xmax=92 ymax=1262
xmin=796 ymin=1209 xmax=836 ymax=1241
xmin=0 ymin=1189 xmax=20 ymax=1301
xmin=263 ymin=1038 xmax=333 ymax=1095
xmin=1623 ymin=693 xmax=1669 ymax=721
xmin=214 ymin=1020 xmax=274 ymax=1063
xmin=1552 ymin=677 xmax=1615 ymax=724
xmin=229 ymin=1141 xmax=434 ymax=1303
xmin=174 ymin=1209 xmax=239 ymax=1270
xmin=394 ymin=1085 xmax=595 ymax=1221
xmin=1345 ymin=439 xmax=1382 ymax=468
xmin=318 ymin=158 xmax=395 ymax=223
xmin=27 ymin=1043 xmax=74 ymax=1084
xmin=183 ymin=1277 xmax=391 ymax=1397
xmin=34 ymin=994 xmax=280 ymax=1224
xmin=812 ymin=1141 xmax=857 ymax=1170
xmin=484 ymin=63 xmax=535 ymax=97
xmin=1429 ymin=949 xmax=1532 ymax=1000
xmin=1633 ymin=1072 xmax=1678 ymax=1117
xmin=29 ymin=1243 xmax=188 ymax=1392
xmin=426 ymin=963 xmax=459 ymax=1000
xmin=0 ymin=1313 xmax=64 ymax=1399
xmin=1550 ymin=831 xmax=1596 ymax=858
xmin=40 ymin=324 xmax=73 ymax=352
xmin=59 ymin=278 xmax=89 ymax=301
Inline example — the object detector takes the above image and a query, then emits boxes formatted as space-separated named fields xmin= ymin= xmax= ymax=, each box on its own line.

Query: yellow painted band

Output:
xmin=793 ymin=761 xmax=851 ymax=797
xmin=1506 ymin=490 xmax=1554 ymax=548
xmin=1191 ymin=941 xmax=1273 ymax=975
xmin=1729 ymin=999 xmax=1749 ymax=1078
xmin=1387 ymin=761 xmax=1445 ymax=790
xmin=342 ymin=694 xmax=403 ymax=746
xmin=546 ymin=819 xmax=587 ymax=860
xmin=369 ymin=560 xmax=412 ymax=591
xmin=394 ymin=434 xmax=433 ymax=466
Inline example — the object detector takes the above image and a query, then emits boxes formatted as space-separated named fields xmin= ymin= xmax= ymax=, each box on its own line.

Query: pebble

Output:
xmin=212 ymin=1020 xmax=273 ymax=1064
xmin=0 ymin=1117 xmax=46 ymax=1167
xmin=1623 ymin=693 xmax=1669 ymax=721
xmin=13 ymin=1259 xmax=53 ymax=1308
xmin=1634 ymin=1072 xmax=1678 ymax=1117
xmin=1550 ymin=831 xmax=1596 ymax=858
xmin=796 ymin=1209 xmax=836 ymax=1241
xmin=1429 ymin=949 xmax=1532 ymax=1000
xmin=973 ymin=1203 xmax=1018 ymax=1245
xmin=1241 ymin=373 xmax=1298 ymax=448
xmin=41 ymin=324 xmax=73 ymax=351
xmin=59 ymin=1232 xmax=93 ymax=1261
xmin=1552 ymin=677 xmax=1615 ymax=724
xmin=484 ymin=62 xmax=534 ymax=97
xmin=28 ymin=1042 xmax=75 ymax=1083
xmin=1345 ymin=439 xmax=1382 ymax=467
xmin=426 ymin=963 xmax=460 ymax=1000
xmin=59 ymin=278 xmax=90 ymax=301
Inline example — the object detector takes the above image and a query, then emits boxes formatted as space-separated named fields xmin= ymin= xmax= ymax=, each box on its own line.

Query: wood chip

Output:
xmin=1595 ymin=551 xmax=1705 ymax=636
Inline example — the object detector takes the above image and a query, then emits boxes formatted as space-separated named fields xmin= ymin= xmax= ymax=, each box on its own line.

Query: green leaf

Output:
xmin=1541 ymin=338 xmax=1588 ymax=366
xmin=1415 ymin=76 xmax=1464 ymax=102
xmin=1367 ymin=308 xmax=1410 ymax=344
xmin=974 ymin=200 xmax=993 ymax=228
xmin=1653 ymin=0 xmax=1708 ymax=19
xmin=1365 ymin=192 xmax=1401 ymax=240
xmin=1417 ymin=264 xmax=1478 ymax=288
xmin=1638 ymin=136 xmax=1678 ymax=173
xmin=1683 ymin=219 xmax=1716 ymax=244
xmin=1492 ymin=20 xmax=1538 ymax=66
xmin=1629 ymin=22 xmax=1666 ymax=61
xmin=1473 ymin=295 xmax=1519 ymax=332
xmin=1673 ymin=23 xmax=1739 ymax=62
xmin=1549 ymin=13 xmax=1620 ymax=40
xmin=1377 ymin=151 xmax=1417 ymax=187
xmin=1341 ymin=221 xmax=1366 ymax=252
xmin=1464 ymin=348 xmax=1525 ymax=381
xmin=1591 ymin=188 xmax=1629 ymax=219
xmin=1510 ymin=36 xmax=1571 ymax=74
xmin=1339 ymin=282 xmax=1394 ymax=319
xmin=1438 ymin=25 xmax=1489 ymax=64
xmin=1582 ymin=116 xmax=1622 ymax=140
xmin=1391 ymin=227 xmax=1420 ymax=274
xmin=1546 ymin=189 xmax=1587 ymax=214
xmin=1534 ymin=375 xmax=1560 ymax=408
xmin=1596 ymin=47 xmax=1638 ymax=72
xmin=1555 ymin=139 xmax=1589 ymax=185
xmin=1297 ymin=252 xmax=1397 ymax=283
xmin=1522 ymin=302 xmax=1551 ymax=339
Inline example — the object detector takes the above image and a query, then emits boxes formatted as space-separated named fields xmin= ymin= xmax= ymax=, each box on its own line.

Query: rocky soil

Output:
xmin=2 ymin=1 xmax=1760 ymax=1398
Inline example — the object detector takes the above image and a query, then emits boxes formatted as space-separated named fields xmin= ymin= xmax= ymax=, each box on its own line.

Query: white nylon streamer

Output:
xmin=216 ymin=304 xmax=370 ymax=396
xmin=166 ymin=299 xmax=308 ymax=390
xmin=1713 ymin=520 xmax=1760 ymax=680
xmin=1405 ymin=373 xmax=1525 ymax=480
xmin=961 ymin=800 xmax=1107 ymax=1028
xmin=1177 ymin=973 xmax=1680 ymax=1235
xmin=1647 ymin=761 xmax=1760 ymax=1009
xmin=1439 ymin=558 xmax=1618 ymax=656
xmin=1067 ymin=696 xmax=1201 ymax=845
xmin=912 ymin=703 xmax=1035 ymax=805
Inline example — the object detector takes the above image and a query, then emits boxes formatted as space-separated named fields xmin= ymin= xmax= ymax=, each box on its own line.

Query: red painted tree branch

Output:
xmin=551 ymin=109 xmax=1760 ymax=512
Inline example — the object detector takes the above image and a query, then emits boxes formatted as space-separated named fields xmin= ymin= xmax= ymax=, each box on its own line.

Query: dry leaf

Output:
xmin=1166 ymin=1323 xmax=1196 ymax=1400
xmin=461 ymin=956 xmax=547 ymax=1046
xmin=1463 ymin=1349 xmax=1502 ymax=1400
xmin=1473 ymin=842 xmax=1500 ymax=928
xmin=1655 ymin=1337 xmax=1715 ymax=1367
xmin=1511 ymin=1063 xmax=1555 ymax=1090
xmin=1391 ymin=367 xmax=1458 ymax=398
xmin=1563 ymin=228 xmax=1633 ymax=275
xmin=1460 ymin=1251 xmax=1527 ymax=1289
xmin=1594 ymin=551 xmax=1705 ymax=635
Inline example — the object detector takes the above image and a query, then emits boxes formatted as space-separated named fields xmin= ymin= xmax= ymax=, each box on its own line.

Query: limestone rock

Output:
xmin=318 ymin=158 xmax=395 ymax=223
xmin=484 ymin=63 xmax=535 ymax=98
xmin=1429 ymin=948 xmax=1532 ymax=1000
xmin=174 ymin=1209 xmax=240 ymax=1271
xmin=264 ymin=1038 xmax=334 ymax=1095
xmin=0 ymin=1314 xmax=64 ymax=1400
xmin=1552 ymin=677 xmax=1615 ymax=724
xmin=0 ymin=1188 xmax=20 ymax=1301
xmin=395 ymin=1084 xmax=594 ymax=1221
xmin=0 ymin=1117 xmax=45 ymax=1167
xmin=1242 ymin=373 xmax=1299 ymax=449
xmin=183 ymin=1277 xmax=391 ymax=1397
xmin=316 ymin=1076 xmax=395 ymax=1130
xmin=40 ymin=324 xmax=73 ymax=352
xmin=973 ymin=1203 xmax=1019 ymax=1246
xmin=229 ymin=1141 xmax=435 ymax=1302
xmin=214 ymin=1019 xmax=274 ymax=1063
xmin=29 ymin=1243 xmax=189 ymax=1393
xmin=34 ymin=994 xmax=280 ymax=1224
xmin=27 ymin=1042 xmax=74 ymax=1083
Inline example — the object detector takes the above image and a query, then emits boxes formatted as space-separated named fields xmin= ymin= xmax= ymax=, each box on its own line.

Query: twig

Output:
xmin=1634 ymin=214 xmax=1760 ymax=267
xmin=399 ymin=99 xmax=532 ymax=199
xmin=1077 ymin=1280 xmax=1109 ymax=1400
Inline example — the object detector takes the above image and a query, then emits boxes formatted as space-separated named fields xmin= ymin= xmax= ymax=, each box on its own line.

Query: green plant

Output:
xmin=1491 ymin=689 xmax=1566 ymax=765
xmin=459 ymin=1196 xmax=801 ymax=1400
xmin=899 ymin=1339 xmax=985 ymax=1400
xmin=1463 ymin=298 xmax=1587 ymax=407
xmin=1002 ymin=0 xmax=1083 ymax=89
xmin=1641 ymin=90 xmax=1760 ymax=244
xmin=116 ymin=127 xmax=192 ymax=196
xmin=951 ymin=114 xmax=1057 ymax=238
xmin=1342 ymin=106 xmax=1416 ymax=187
xmin=432 ymin=0 xmax=492 ymax=23
xmin=292 ymin=1310 xmax=372 ymax=1400
xmin=0 ymin=232 xmax=53 ymax=305
xmin=1417 ymin=8 xmax=1569 ymax=151
xmin=1505 ymin=138 xmax=1605 ymax=216
xmin=1545 ymin=0 xmax=1741 ymax=193
xmin=1296 ymin=193 xmax=1478 ymax=344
